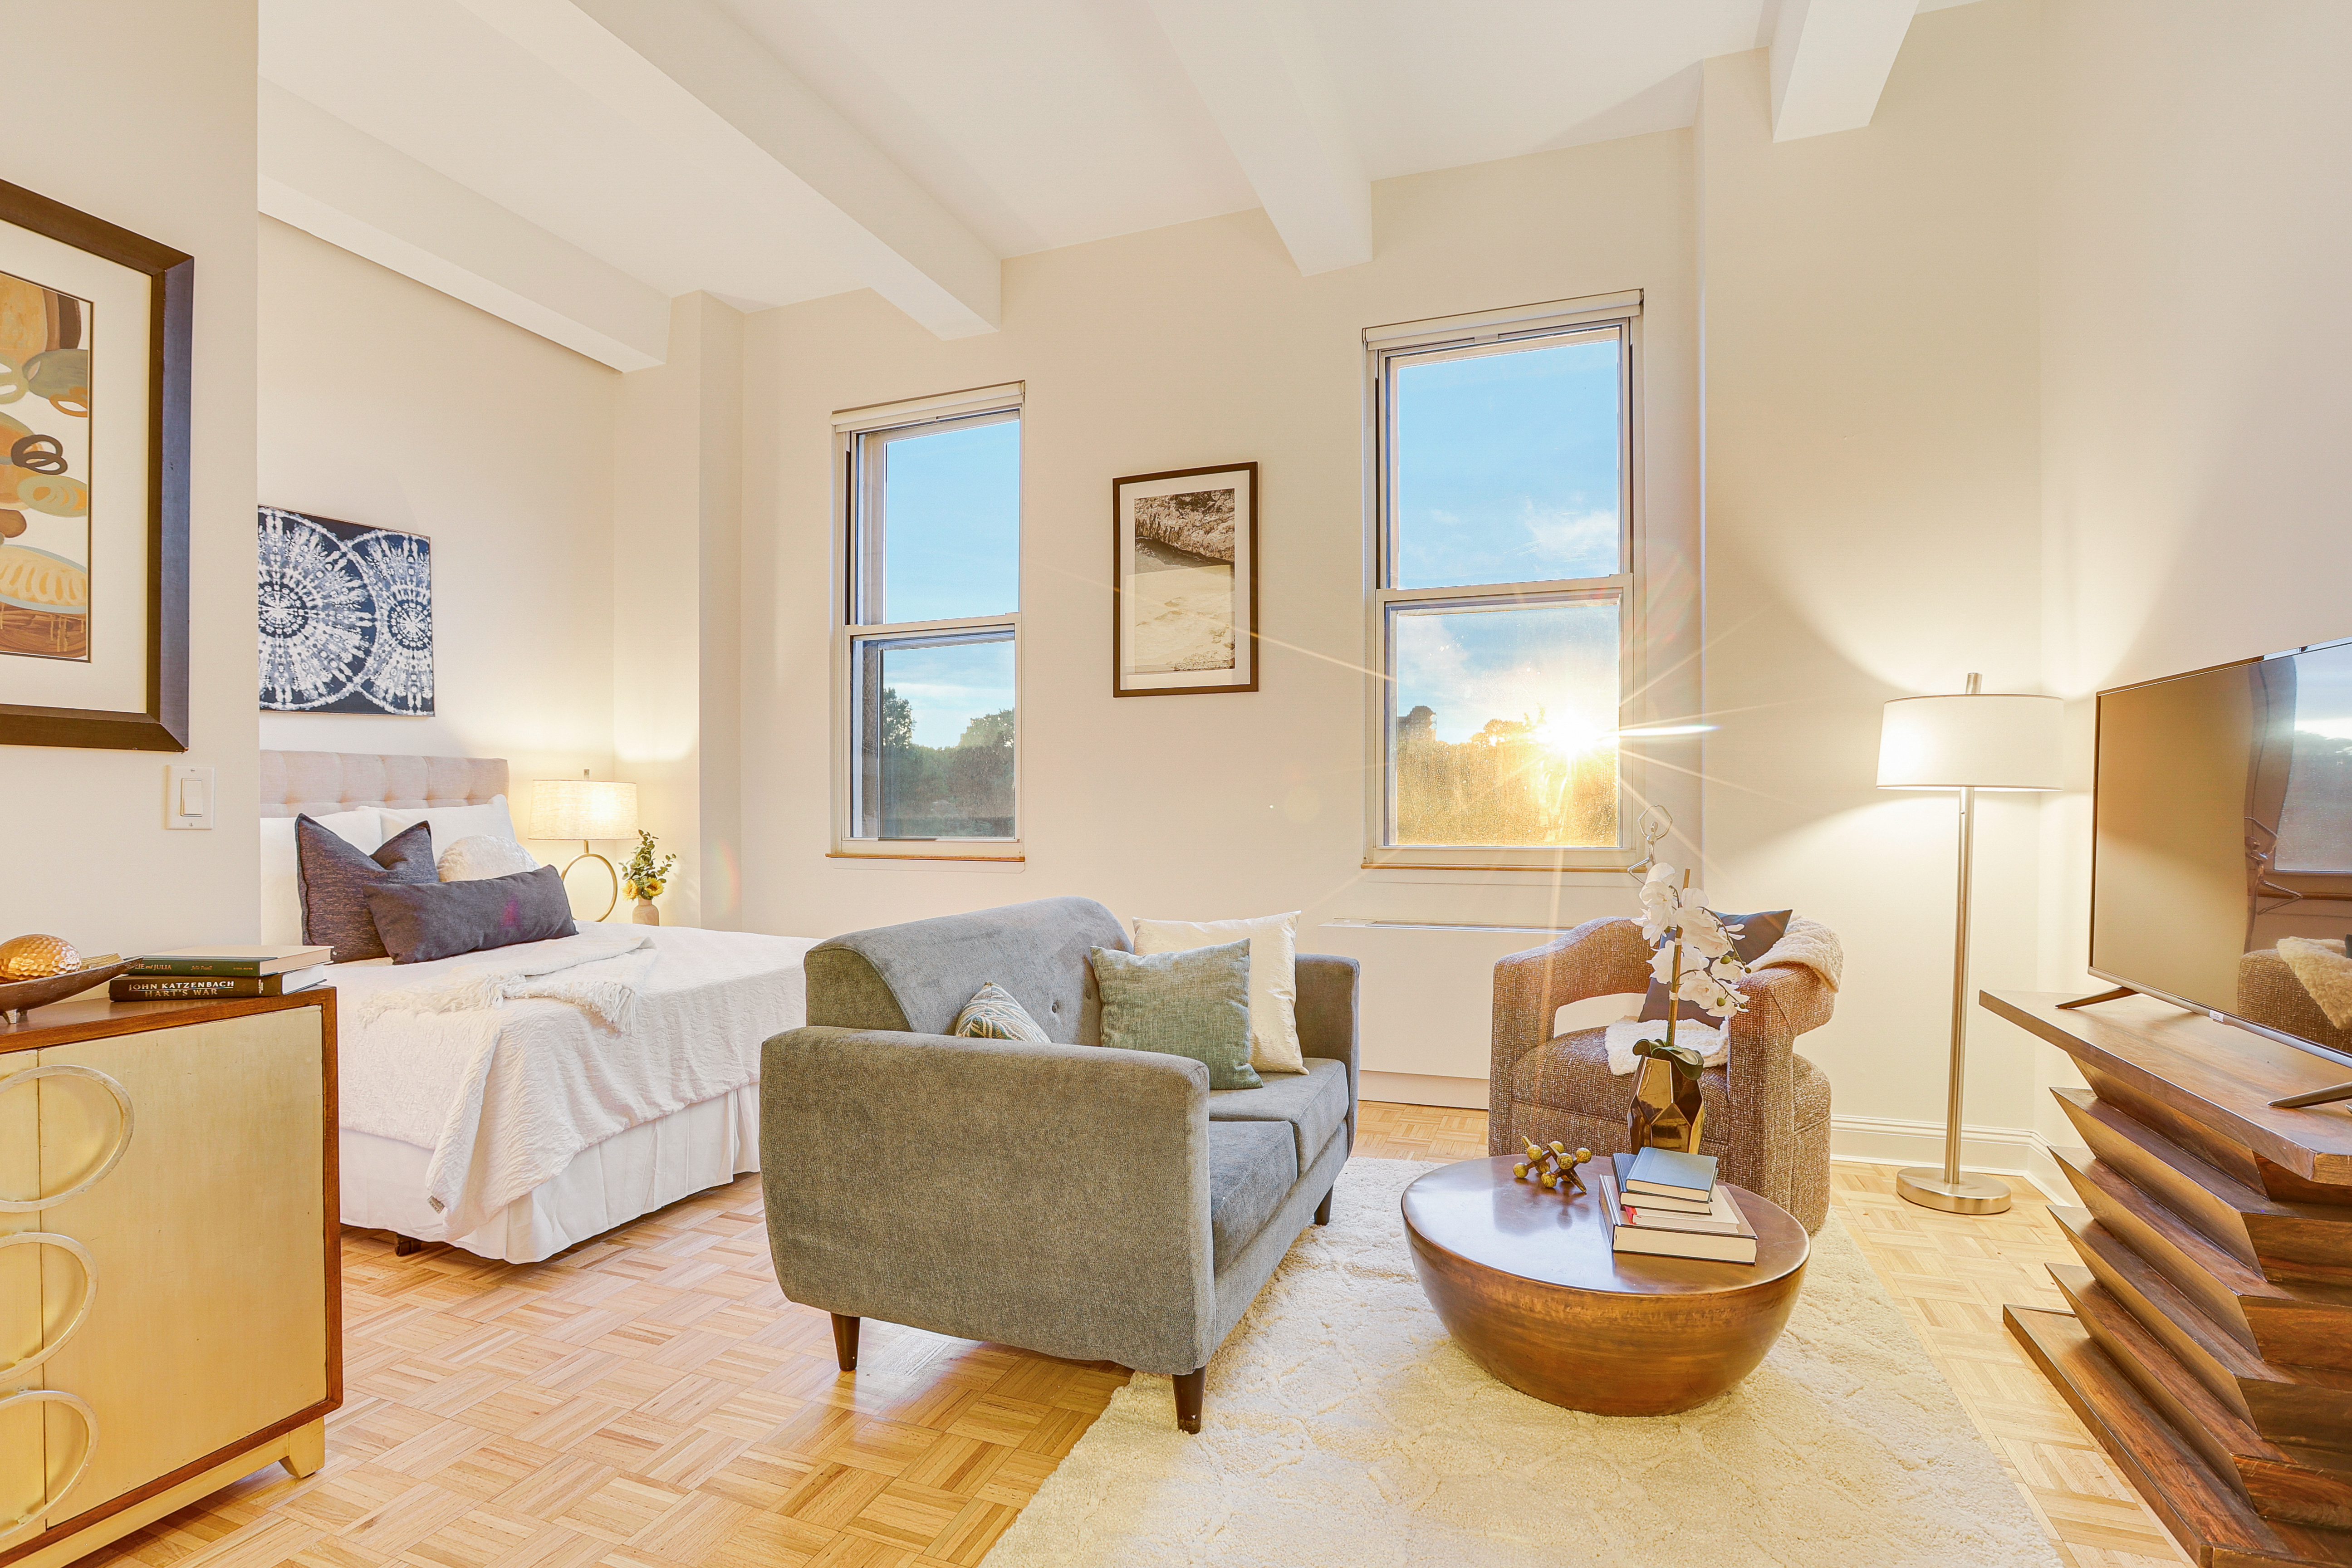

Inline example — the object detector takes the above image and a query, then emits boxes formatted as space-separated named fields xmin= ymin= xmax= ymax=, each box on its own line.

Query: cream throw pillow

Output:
xmin=1132 ymin=911 xmax=1306 ymax=1075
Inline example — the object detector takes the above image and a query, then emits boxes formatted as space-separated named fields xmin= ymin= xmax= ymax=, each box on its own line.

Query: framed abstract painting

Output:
xmin=0 ymin=178 xmax=191 ymax=751
xmin=1111 ymin=461 xmax=1258 ymax=697
xmin=257 ymin=507 xmax=435 ymax=715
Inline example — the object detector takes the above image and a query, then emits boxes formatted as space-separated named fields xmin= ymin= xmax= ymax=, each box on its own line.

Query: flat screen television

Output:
xmin=2092 ymin=638 xmax=2352 ymax=1074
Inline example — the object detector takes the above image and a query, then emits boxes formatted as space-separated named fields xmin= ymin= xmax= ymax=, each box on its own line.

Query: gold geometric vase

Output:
xmin=1627 ymin=1039 xmax=1707 ymax=1156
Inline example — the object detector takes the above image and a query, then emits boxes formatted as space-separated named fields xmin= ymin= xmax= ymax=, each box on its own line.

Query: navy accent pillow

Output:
xmin=1637 ymin=908 xmax=1793 ymax=1023
xmin=362 ymin=865 xmax=578 ymax=965
xmin=296 ymin=816 xmax=436 ymax=962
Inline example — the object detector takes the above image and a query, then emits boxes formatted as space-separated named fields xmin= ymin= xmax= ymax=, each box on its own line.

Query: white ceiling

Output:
xmin=257 ymin=0 xmax=1973 ymax=364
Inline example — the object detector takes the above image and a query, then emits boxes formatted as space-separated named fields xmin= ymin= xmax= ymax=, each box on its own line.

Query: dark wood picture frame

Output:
xmin=0 ymin=177 xmax=191 ymax=752
xmin=1110 ymin=461 xmax=1259 ymax=698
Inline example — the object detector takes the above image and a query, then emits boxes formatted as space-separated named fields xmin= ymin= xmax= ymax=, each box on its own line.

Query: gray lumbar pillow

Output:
xmin=363 ymin=864 xmax=578 ymax=965
xmin=1089 ymin=940 xmax=1262 ymax=1090
xmin=297 ymin=814 xmax=436 ymax=962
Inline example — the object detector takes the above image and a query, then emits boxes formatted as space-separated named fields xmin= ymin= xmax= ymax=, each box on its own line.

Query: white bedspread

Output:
xmin=323 ymin=922 xmax=818 ymax=1239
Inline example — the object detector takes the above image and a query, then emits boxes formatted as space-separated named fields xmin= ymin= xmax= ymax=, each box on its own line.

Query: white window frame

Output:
xmin=830 ymin=382 xmax=1025 ymax=862
xmin=1362 ymin=292 xmax=1689 ymax=873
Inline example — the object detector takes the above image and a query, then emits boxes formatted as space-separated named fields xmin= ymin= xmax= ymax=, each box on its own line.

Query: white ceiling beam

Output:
xmin=1769 ymin=0 xmax=1921 ymax=142
xmin=451 ymin=0 xmax=1000 ymax=338
xmin=259 ymin=83 xmax=669 ymax=371
xmin=1145 ymin=0 xmax=1372 ymax=275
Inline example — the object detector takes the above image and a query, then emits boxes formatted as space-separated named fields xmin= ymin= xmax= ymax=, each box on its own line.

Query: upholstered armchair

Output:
xmin=1490 ymin=916 xmax=1841 ymax=1231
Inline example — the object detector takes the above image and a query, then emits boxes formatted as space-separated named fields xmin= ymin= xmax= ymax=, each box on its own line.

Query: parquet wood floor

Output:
xmin=72 ymin=1103 xmax=2188 ymax=1568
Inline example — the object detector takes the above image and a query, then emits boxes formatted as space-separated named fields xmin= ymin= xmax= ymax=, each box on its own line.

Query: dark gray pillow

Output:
xmin=363 ymin=865 xmax=578 ymax=965
xmin=297 ymin=815 xmax=436 ymax=962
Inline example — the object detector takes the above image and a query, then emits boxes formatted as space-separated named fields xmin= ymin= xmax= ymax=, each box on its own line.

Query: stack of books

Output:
xmin=1596 ymin=1147 xmax=1759 ymax=1264
xmin=112 ymin=945 xmax=334 ymax=1001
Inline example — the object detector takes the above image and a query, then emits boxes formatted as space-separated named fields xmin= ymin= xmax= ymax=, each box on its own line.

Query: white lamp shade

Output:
xmin=531 ymin=778 xmax=639 ymax=839
xmin=1877 ymin=693 xmax=2063 ymax=790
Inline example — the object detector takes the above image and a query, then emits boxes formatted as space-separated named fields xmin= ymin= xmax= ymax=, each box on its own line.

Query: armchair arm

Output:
xmin=1720 ymin=963 xmax=1836 ymax=1200
xmin=759 ymin=1026 xmax=1217 ymax=1374
xmin=1490 ymin=917 xmax=1651 ymax=1150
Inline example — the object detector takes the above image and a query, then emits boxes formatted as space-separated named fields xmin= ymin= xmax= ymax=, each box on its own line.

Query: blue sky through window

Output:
xmin=1392 ymin=333 xmax=1622 ymax=591
xmin=875 ymin=416 xmax=1020 ymax=623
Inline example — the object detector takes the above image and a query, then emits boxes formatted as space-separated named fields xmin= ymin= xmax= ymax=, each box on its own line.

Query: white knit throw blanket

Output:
xmin=358 ymin=930 xmax=656 ymax=1029
xmin=1603 ymin=916 xmax=1844 ymax=1075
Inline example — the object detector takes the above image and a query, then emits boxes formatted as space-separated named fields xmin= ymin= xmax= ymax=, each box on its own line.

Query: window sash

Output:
xmin=1364 ymin=299 xmax=1649 ymax=872
xmin=850 ymin=407 xmax=1020 ymax=628
xmin=833 ymin=390 xmax=1025 ymax=859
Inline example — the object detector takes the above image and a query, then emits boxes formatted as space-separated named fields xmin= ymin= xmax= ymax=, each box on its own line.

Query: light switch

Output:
xmin=166 ymin=764 xmax=216 ymax=830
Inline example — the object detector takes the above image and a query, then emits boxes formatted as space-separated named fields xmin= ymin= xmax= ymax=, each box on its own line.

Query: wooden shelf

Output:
xmin=1990 ymin=990 xmax=2352 ymax=1567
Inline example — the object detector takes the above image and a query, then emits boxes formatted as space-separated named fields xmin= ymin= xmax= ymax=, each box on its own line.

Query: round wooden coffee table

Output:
xmin=1402 ymin=1156 xmax=1809 ymax=1416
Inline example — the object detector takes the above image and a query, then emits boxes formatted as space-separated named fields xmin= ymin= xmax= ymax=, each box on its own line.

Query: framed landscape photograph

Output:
xmin=0 ymin=178 xmax=192 ymax=750
xmin=1111 ymin=461 xmax=1257 ymax=697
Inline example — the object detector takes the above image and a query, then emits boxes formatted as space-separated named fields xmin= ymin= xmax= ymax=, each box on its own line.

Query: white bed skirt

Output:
xmin=340 ymin=1086 xmax=762 ymax=1263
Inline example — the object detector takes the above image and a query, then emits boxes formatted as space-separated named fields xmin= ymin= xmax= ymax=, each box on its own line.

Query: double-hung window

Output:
xmin=1366 ymin=294 xmax=1680 ymax=872
xmin=833 ymin=385 xmax=1023 ymax=859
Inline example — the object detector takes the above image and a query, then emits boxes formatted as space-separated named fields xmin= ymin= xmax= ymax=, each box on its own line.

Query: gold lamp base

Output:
xmin=559 ymin=846 xmax=620 ymax=921
xmin=1895 ymin=1166 xmax=2012 ymax=1215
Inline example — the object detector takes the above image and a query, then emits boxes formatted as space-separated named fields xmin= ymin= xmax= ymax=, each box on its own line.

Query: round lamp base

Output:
xmin=1896 ymin=1167 xmax=2012 ymax=1215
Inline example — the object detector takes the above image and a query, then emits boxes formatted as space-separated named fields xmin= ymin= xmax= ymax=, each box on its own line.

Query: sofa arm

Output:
xmin=1490 ymin=918 xmax=1651 ymax=1147
xmin=760 ymin=1025 xmax=1217 ymax=1374
xmin=1295 ymin=954 xmax=1359 ymax=1148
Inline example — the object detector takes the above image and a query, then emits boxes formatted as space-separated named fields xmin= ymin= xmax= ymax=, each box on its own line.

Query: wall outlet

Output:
xmin=166 ymin=764 xmax=216 ymax=830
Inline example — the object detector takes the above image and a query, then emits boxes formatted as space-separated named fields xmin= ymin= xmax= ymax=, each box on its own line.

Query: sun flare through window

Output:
xmin=1367 ymin=302 xmax=1643 ymax=868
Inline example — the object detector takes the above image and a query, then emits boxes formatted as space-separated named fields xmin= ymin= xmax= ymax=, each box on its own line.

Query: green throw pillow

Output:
xmin=952 ymin=980 xmax=1050 ymax=1043
xmin=1090 ymin=941 xmax=1262 ymax=1090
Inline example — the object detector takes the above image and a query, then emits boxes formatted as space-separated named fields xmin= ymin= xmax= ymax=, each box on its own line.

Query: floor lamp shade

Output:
xmin=1877 ymin=680 xmax=2062 ymax=1217
xmin=530 ymin=779 xmax=639 ymax=841
xmin=1877 ymin=693 xmax=2063 ymax=790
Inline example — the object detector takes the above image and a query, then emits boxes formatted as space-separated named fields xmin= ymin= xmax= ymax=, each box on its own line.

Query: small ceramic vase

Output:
xmin=632 ymin=898 xmax=660 ymax=926
xmin=1628 ymin=1043 xmax=1706 ymax=1155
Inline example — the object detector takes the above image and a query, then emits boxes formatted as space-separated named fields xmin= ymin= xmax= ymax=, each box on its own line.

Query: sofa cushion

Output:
xmin=1208 ymin=1121 xmax=1297 ymax=1269
xmin=1210 ymin=1056 xmax=1348 ymax=1167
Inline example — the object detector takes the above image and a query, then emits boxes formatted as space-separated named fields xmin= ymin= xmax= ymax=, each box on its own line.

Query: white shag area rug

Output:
xmin=984 ymin=1158 xmax=2060 ymax=1568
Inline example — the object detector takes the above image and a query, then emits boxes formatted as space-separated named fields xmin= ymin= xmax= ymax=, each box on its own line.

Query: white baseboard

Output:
xmin=1360 ymin=1071 xmax=1490 ymax=1110
xmin=1831 ymin=1113 xmax=2081 ymax=1205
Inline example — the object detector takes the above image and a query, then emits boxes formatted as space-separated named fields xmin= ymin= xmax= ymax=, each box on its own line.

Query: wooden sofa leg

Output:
xmin=1173 ymin=1367 xmax=1205 ymax=1434
xmin=831 ymin=1313 xmax=860 ymax=1372
xmin=1313 ymin=1186 xmax=1334 ymax=1226
xmin=393 ymin=1235 xmax=421 ymax=1257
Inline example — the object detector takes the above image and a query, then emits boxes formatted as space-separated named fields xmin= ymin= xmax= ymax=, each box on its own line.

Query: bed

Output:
xmin=260 ymin=750 xmax=817 ymax=1263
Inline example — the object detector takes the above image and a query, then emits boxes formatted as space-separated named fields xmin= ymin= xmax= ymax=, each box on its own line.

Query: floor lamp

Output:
xmin=1877 ymin=675 xmax=2063 ymax=1215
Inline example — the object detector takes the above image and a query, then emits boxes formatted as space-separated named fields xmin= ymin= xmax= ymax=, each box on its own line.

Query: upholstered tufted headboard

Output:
xmin=259 ymin=750 xmax=510 ymax=819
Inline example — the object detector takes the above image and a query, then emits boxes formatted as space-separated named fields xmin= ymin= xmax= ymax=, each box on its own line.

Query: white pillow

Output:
xmin=439 ymin=833 xmax=539 ymax=882
xmin=259 ymin=809 xmax=382 ymax=946
xmin=375 ymin=795 xmax=519 ymax=854
xmin=1132 ymin=911 xmax=1306 ymax=1075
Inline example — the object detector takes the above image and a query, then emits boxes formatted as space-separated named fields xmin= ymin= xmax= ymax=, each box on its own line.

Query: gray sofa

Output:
xmin=759 ymin=896 xmax=1358 ymax=1432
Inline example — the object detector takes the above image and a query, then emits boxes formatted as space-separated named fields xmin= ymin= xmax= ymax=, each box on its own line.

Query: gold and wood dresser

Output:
xmin=0 ymin=992 xmax=340 ymax=1568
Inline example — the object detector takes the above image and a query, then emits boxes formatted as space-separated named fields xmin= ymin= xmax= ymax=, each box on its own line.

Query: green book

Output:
xmin=1626 ymin=1147 xmax=1718 ymax=1202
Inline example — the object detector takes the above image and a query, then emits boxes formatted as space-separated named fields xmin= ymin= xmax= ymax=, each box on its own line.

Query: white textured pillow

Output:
xmin=439 ymin=833 xmax=540 ymax=882
xmin=376 ymin=794 xmax=518 ymax=851
xmin=1132 ymin=911 xmax=1306 ymax=1075
xmin=259 ymin=809 xmax=382 ymax=946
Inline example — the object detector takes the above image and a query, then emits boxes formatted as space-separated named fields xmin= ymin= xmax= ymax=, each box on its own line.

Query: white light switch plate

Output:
xmin=166 ymin=764 xmax=215 ymax=829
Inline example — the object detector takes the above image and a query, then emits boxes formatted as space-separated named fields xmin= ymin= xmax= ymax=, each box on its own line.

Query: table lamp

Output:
xmin=530 ymin=772 xmax=639 ymax=921
xmin=1877 ymin=674 xmax=2063 ymax=1215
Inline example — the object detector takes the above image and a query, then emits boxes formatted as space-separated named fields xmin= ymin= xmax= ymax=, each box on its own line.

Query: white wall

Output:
xmin=2033 ymin=0 xmax=2352 ymax=1146
xmin=1697 ymin=2 xmax=2048 ymax=1154
xmin=739 ymin=131 xmax=1702 ymax=1088
xmin=255 ymin=217 xmax=620 ymax=867
xmin=0 ymin=1 xmax=259 ymax=956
